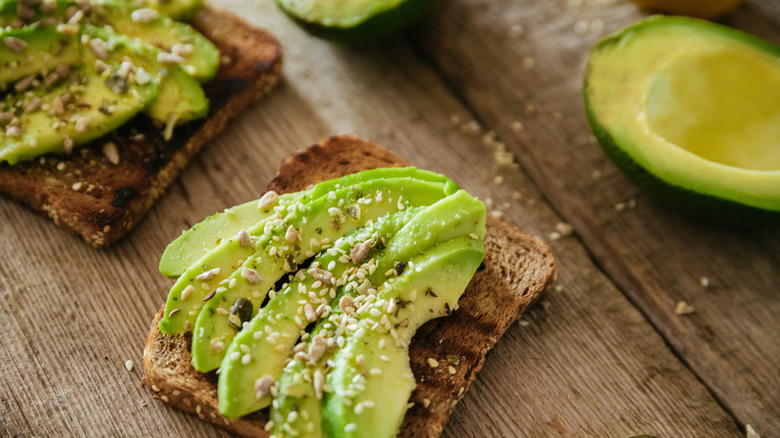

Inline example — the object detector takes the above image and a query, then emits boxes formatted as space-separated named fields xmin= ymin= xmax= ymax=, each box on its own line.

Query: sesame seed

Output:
xmin=258 ymin=191 xmax=278 ymax=209
xmin=254 ymin=375 xmax=275 ymax=400
xmin=131 ymin=8 xmax=159 ymax=23
xmin=171 ymin=43 xmax=194 ymax=58
xmin=89 ymin=38 xmax=108 ymax=60
xmin=3 ymin=36 xmax=27 ymax=52
xmin=344 ymin=424 xmax=357 ymax=433
xmin=241 ymin=354 xmax=251 ymax=365
xmin=151 ymin=385 xmax=160 ymax=392
xmin=74 ymin=116 xmax=91 ymax=134
xmin=72 ymin=182 xmax=83 ymax=191
xmin=449 ymin=366 xmax=457 ymax=375
xmin=427 ymin=358 xmax=439 ymax=368
xmin=182 ymin=320 xmax=191 ymax=330
xmin=700 ymin=277 xmax=710 ymax=287
xmin=180 ymin=286 xmax=193 ymax=301
xmin=157 ymin=51 xmax=185 ymax=64
xmin=124 ymin=360 xmax=134 ymax=372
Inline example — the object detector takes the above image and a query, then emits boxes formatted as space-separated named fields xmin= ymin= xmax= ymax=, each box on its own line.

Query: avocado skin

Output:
xmin=276 ymin=0 xmax=437 ymax=43
xmin=584 ymin=16 xmax=780 ymax=228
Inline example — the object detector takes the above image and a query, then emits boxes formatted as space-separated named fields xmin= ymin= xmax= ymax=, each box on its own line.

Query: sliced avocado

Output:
xmin=159 ymin=176 xmax=455 ymax=335
xmin=276 ymin=0 xmax=437 ymax=43
xmin=269 ymin=191 xmax=485 ymax=433
xmin=92 ymin=1 xmax=219 ymax=81
xmin=0 ymin=26 xmax=80 ymax=89
xmin=83 ymin=25 xmax=207 ymax=123
xmin=0 ymin=58 xmax=158 ymax=164
xmin=159 ymin=167 xmax=455 ymax=278
xmin=322 ymin=236 xmax=484 ymax=438
xmin=585 ymin=16 xmax=780 ymax=226
xmin=190 ymin=178 xmax=456 ymax=372
xmin=216 ymin=208 xmax=419 ymax=418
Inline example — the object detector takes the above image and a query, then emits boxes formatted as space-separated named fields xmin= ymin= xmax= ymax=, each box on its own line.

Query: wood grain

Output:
xmin=414 ymin=0 xmax=780 ymax=435
xmin=0 ymin=0 xmax=762 ymax=436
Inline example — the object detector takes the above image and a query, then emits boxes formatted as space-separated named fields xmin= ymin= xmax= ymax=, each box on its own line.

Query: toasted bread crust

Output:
xmin=144 ymin=135 xmax=556 ymax=437
xmin=0 ymin=6 xmax=282 ymax=247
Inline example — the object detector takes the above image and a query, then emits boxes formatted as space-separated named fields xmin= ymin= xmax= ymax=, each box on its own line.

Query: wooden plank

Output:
xmin=413 ymin=0 xmax=780 ymax=435
xmin=0 ymin=0 xmax=744 ymax=436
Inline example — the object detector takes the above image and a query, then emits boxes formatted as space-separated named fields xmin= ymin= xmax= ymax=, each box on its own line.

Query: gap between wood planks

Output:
xmin=400 ymin=31 xmax=750 ymax=436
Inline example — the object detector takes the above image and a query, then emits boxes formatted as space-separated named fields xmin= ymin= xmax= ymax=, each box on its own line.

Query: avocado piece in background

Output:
xmin=216 ymin=208 xmax=420 ymax=418
xmin=190 ymin=178 xmax=455 ymax=372
xmin=0 ymin=26 xmax=80 ymax=90
xmin=159 ymin=176 xmax=455 ymax=335
xmin=585 ymin=16 xmax=780 ymax=226
xmin=322 ymin=236 xmax=484 ymax=438
xmin=159 ymin=167 xmax=455 ymax=278
xmin=276 ymin=0 xmax=437 ymax=43
xmin=0 ymin=57 xmax=158 ymax=164
xmin=83 ymin=25 xmax=208 ymax=123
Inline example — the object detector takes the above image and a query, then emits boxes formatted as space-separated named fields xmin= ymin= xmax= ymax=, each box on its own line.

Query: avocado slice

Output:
xmin=276 ymin=0 xmax=437 ymax=43
xmin=322 ymin=236 xmax=484 ymax=438
xmin=189 ymin=178 xmax=457 ymax=372
xmin=585 ymin=16 xmax=780 ymax=226
xmin=82 ymin=25 xmax=208 ymax=123
xmin=159 ymin=167 xmax=455 ymax=278
xmin=92 ymin=1 xmax=219 ymax=82
xmin=158 ymin=177 xmax=456 ymax=335
xmin=219 ymin=189 xmax=484 ymax=419
xmin=216 ymin=208 xmax=420 ymax=418
xmin=0 ymin=57 xmax=158 ymax=164
xmin=0 ymin=26 xmax=80 ymax=89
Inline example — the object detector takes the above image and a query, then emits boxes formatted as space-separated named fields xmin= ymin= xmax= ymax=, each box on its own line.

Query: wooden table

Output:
xmin=1 ymin=0 xmax=778 ymax=436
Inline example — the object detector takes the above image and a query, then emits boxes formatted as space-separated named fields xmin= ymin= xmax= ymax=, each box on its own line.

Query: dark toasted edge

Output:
xmin=143 ymin=135 xmax=556 ymax=437
xmin=0 ymin=6 xmax=282 ymax=248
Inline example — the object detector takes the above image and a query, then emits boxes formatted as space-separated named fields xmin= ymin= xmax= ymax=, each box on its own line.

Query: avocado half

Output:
xmin=275 ymin=0 xmax=437 ymax=42
xmin=584 ymin=16 xmax=780 ymax=226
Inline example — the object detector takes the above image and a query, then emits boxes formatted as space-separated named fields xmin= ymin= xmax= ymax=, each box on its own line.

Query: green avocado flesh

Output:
xmin=83 ymin=25 xmax=208 ymax=122
xmin=0 ymin=0 xmax=214 ymax=164
xmin=158 ymin=168 xmax=486 ymax=435
xmin=0 ymin=27 xmax=80 ymax=89
xmin=159 ymin=167 xmax=455 ymax=278
xmin=585 ymin=16 xmax=780 ymax=225
xmin=0 ymin=57 xmax=158 ymax=164
xmin=276 ymin=0 xmax=437 ymax=42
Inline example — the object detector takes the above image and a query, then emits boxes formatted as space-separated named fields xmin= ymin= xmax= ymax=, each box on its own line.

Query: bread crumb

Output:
xmin=591 ymin=170 xmax=602 ymax=180
xmin=422 ymin=398 xmax=431 ymax=408
xmin=675 ymin=301 xmax=695 ymax=315
xmin=556 ymin=222 xmax=574 ymax=236
xmin=459 ymin=120 xmax=481 ymax=135
xmin=541 ymin=300 xmax=551 ymax=310
xmin=554 ymin=285 xmax=563 ymax=292
xmin=449 ymin=114 xmax=461 ymax=125
xmin=491 ymin=210 xmax=504 ymax=218
xmin=549 ymin=231 xmax=561 ymax=241
xmin=493 ymin=175 xmax=504 ymax=185
xmin=746 ymin=424 xmax=761 ymax=438
xmin=524 ymin=103 xmax=536 ymax=115
xmin=124 ymin=360 xmax=133 ymax=372
xmin=700 ymin=277 xmax=710 ymax=287
xmin=518 ymin=319 xmax=530 ymax=326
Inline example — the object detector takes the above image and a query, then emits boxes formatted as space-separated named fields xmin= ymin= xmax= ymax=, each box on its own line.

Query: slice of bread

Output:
xmin=0 ymin=6 xmax=282 ymax=248
xmin=143 ymin=135 xmax=557 ymax=437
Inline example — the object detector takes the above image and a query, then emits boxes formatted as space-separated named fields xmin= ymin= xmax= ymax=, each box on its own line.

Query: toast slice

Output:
xmin=143 ymin=135 xmax=557 ymax=437
xmin=0 ymin=6 xmax=282 ymax=248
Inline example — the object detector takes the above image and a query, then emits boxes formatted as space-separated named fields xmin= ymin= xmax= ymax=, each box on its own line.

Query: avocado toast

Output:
xmin=143 ymin=135 xmax=557 ymax=437
xmin=0 ymin=2 xmax=282 ymax=247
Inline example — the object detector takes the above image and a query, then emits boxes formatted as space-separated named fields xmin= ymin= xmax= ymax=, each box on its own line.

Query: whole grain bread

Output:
xmin=143 ymin=135 xmax=557 ymax=437
xmin=0 ymin=6 xmax=282 ymax=247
